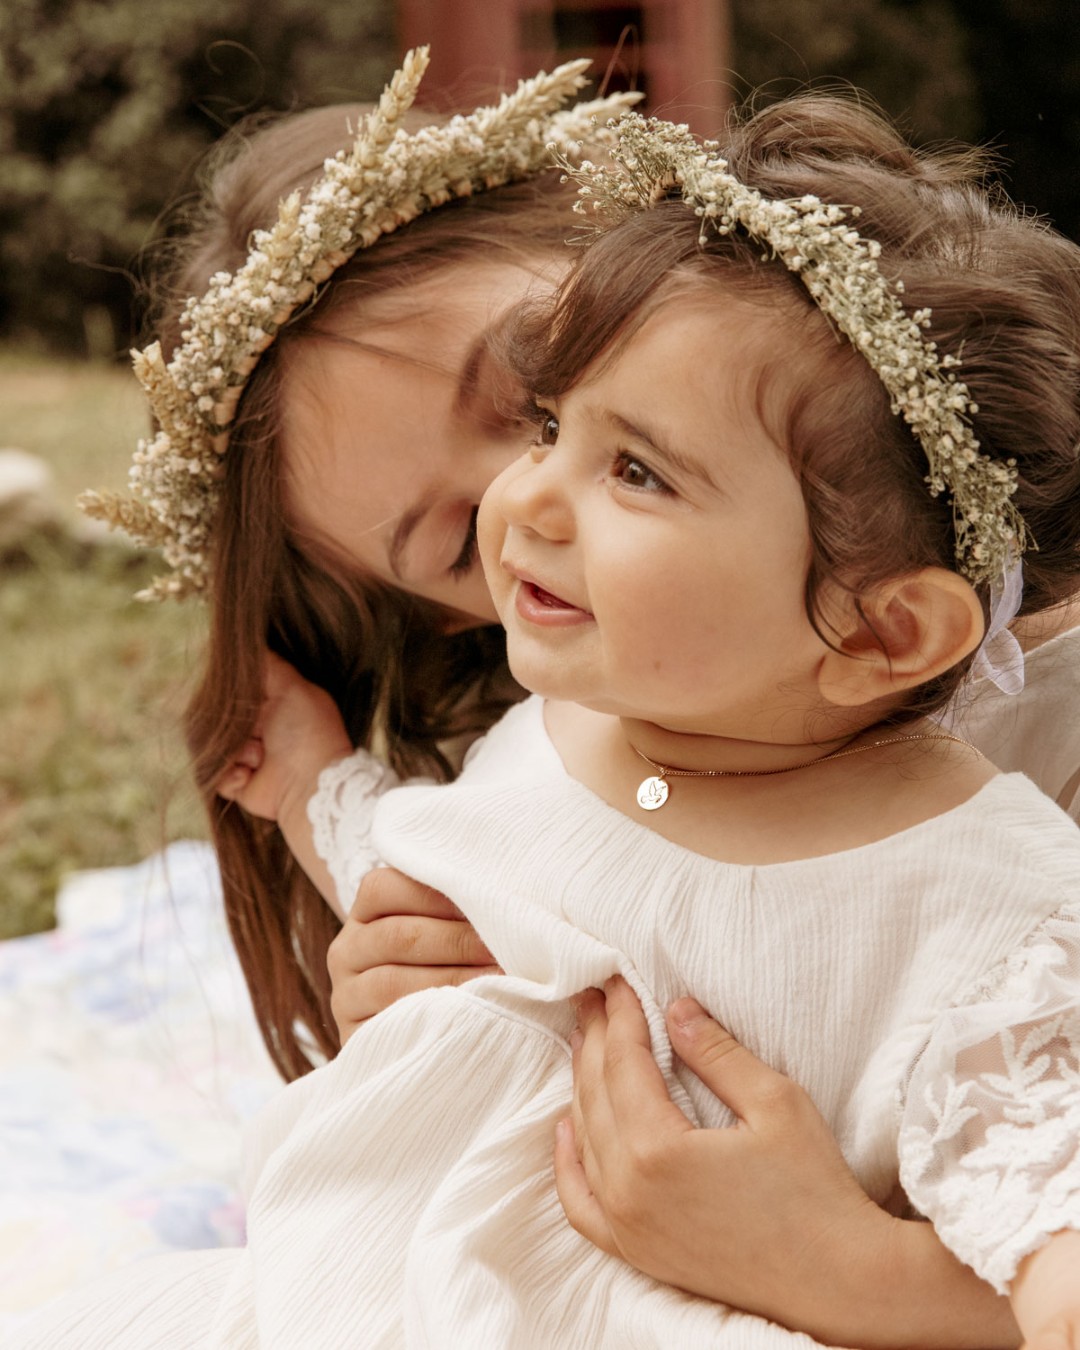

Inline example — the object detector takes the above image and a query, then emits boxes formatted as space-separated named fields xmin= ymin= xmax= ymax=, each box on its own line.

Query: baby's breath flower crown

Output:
xmin=81 ymin=49 xmax=639 ymax=601
xmin=557 ymin=114 xmax=1030 ymax=585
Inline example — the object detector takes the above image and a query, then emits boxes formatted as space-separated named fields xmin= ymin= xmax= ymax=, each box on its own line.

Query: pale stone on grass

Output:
xmin=0 ymin=449 xmax=108 ymax=553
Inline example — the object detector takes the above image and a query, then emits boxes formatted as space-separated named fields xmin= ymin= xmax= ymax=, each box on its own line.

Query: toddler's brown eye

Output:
xmin=613 ymin=452 xmax=671 ymax=494
xmin=540 ymin=414 xmax=559 ymax=445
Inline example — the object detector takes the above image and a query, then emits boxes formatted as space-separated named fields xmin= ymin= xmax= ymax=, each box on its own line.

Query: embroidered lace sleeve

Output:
xmin=306 ymin=749 xmax=435 ymax=916
xmin=898 ymin=903 xmax=1080 ymax=1293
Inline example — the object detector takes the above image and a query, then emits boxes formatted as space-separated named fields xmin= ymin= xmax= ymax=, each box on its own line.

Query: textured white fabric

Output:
xmin=307 ymin=751 xmax=434 ymax=914
xmin=17 ymin=694 xmax=1080 ymax=1348
xmin=306 ymin=626 xmax=1080 ymax=915
xmin=956 ymin=623 xmax=1080 ymax=822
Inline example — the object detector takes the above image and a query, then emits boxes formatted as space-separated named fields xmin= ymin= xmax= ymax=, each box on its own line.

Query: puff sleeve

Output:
xmin=898 ymin=903 xmax=1080 ymax=1292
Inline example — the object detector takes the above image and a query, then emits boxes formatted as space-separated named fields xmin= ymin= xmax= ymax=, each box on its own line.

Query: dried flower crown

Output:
xmin=81 ymin=49 xmax=639 ymax=600
xmin=556 ymin=114 xmax=1030 ymax=585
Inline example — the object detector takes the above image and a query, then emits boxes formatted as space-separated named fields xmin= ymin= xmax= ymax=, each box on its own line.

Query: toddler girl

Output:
xmin=23 ymin=95 xmax=1080 ymax=1348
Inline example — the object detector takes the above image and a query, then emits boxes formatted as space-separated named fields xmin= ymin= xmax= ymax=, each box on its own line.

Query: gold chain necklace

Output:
xmin=630 ymin=731 xmax=979 ymax=811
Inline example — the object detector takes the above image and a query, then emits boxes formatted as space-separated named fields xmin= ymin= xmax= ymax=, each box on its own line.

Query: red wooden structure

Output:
xmin=398 ymin=0 xmax=732 ymax=135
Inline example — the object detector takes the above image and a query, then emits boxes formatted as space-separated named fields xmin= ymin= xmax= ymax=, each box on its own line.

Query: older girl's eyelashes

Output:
xmin=449 ymin=506 xmax=479 ymax=578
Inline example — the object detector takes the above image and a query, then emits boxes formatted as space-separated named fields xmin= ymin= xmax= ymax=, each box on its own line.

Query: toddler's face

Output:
xmin=279 ymin=261 xmax=555 ymax=628
xmin=479 ymin=297 xmax=831 ymax=741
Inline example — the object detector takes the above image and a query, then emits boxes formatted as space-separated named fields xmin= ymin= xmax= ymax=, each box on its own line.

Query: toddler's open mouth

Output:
xmin=527 ymin=581 xmax=573 ymax=608
xmin=512 ymin=575 xmax=593 ymax=625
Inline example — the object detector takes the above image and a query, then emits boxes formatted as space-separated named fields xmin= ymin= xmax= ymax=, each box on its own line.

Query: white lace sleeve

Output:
xmin=898 ymin=903 xmax=1080 ymax=1293
xmin=306 ymin=749 xmax=434 ymax=916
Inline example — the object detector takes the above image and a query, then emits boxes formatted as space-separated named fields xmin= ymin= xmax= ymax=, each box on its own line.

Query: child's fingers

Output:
xmin=603 ymin=977 xmax=691 ymax=1123
xmin=667 ymin=997 xmax=800 ymax=1128
xmin=568 ymin=989 xmax=618 ymax=1166
xmin=577 ymin=977 xmax=695 ymax=1141
xmin=552 ymin=1117 xmax=619 ymax=1255
xmin=568 ymin=981 xmax=689 ymax=1222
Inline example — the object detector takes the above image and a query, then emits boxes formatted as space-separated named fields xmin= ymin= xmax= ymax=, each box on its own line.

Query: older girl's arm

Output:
xmin=216 ymin=653 xmax=353 ymax=917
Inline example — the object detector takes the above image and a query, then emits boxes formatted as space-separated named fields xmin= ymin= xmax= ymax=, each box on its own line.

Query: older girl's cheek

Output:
xmin=476 ymin=489 xmax=509 ymax=594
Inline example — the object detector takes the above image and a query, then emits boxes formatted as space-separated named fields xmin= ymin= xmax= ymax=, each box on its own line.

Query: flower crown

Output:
xmin=81 ymin=50 xmax=640 ymax=600
xmin=556 ymin=114 xmax=1030 ymax=585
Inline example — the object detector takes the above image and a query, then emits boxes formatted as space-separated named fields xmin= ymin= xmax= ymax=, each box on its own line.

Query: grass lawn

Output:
xmin=1 ymin=350 xmax=208 ymax=938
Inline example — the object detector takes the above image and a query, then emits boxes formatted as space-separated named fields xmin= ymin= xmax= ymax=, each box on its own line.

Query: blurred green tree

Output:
xmin=730 ymin=0 xmax=1080 ymax=240
xmin=0 ymin=0 xmax=394 ymax=356
xmin=948 ymin=0 xmax=1080 ymax=241
xmin=731 ymin=0 xmax=978 ymax=142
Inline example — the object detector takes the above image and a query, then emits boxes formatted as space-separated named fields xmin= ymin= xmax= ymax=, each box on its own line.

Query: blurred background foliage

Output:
xmin=732 ymin=0 xmax=978 ymax=140
xmin=2 ymin=0 xmax=1078 ymax=359
xmin=735 ymin=0 xmax=1080 ymax=242
xmin=0 ymin=0 xmax=397 ymax=356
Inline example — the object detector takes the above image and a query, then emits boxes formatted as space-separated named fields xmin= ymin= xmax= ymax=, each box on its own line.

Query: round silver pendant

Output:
xmin=636 ymin=775 xmax=669 ymax=811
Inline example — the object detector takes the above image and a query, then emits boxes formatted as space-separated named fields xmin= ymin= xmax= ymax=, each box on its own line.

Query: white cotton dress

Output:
xmin=309 ymin=626 xmax=1080 ymax=919
xmin=15 ymin=689 xmax=1080 ymax=1350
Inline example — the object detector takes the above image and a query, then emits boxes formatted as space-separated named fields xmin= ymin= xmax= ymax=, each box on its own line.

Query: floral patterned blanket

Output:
xmin=0 ymin=843 xmax=283 ymax=1334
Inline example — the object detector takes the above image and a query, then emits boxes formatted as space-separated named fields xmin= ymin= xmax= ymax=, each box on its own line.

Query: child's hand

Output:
xmin=1014 ymin=1232 xmax=1080 ymax=1350
xmin=556 ymin=977 xmax=884 ymax=1334
xmin=327 ymin=868 xmax=500 ymax=1042
xmin=217 ymin=651 xmax=352 ymax=829
xmin=557 ymin=976 xmax=1018 ymax=1348
xmin=1022 ymin=1318 xmax=1080 ymax=1350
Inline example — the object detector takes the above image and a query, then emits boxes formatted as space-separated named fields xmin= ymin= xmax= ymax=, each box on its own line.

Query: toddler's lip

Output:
xmin=504 ymin=561 xmax=592 ymax=621
xmin=524 ymin=579 xmax=581 ymax=610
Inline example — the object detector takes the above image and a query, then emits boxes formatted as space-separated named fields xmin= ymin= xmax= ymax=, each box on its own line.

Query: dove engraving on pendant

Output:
xmin=636 ymin=775 xmax=669 ymax=811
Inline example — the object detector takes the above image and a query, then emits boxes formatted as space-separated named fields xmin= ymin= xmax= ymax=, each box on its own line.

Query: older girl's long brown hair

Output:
xmin=160 ymin=105 xmax=576 ymax=1078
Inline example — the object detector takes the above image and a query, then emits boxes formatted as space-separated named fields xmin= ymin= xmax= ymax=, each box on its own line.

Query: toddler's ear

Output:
xmin=816 ymin=568 xmax=985 ymax=709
